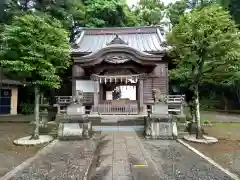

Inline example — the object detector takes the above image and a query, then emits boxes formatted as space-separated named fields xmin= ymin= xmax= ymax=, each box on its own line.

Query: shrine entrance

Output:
xmin=91 ymin=73 xmax=145 ymax=115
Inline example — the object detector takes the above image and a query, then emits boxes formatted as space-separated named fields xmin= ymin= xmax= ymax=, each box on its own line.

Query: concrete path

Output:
xmin=89 ymin=131 xmax=160 ymax=180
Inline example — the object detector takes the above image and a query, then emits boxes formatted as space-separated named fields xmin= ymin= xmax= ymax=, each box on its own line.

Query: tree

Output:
xmin=134 ymin=0 xmax=165 ymax=25
xmin=167 ymin=0 xmax=188 ymax=26
xmin=35 ymin=0 xmax=86 ymax=31
xmin=167 ymin=5 xmax=240 ymax=139
xmin=84 ymin=0 xmax=137 ymax=27
xmin=217 ymin=0 xmax=240 ymax=26
xmin=0 ymin=14 xmax=71 ymax=139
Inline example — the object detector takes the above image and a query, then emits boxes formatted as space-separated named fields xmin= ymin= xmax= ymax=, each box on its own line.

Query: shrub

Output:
xmin=20 ymin=103 xmax=34 ymax=114
xmin=201 ymin=119 xmax=211 ymax=125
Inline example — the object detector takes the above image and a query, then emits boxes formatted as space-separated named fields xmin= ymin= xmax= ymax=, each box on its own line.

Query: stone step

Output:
xmin=92 ymin=125 xmax=144 ymax=132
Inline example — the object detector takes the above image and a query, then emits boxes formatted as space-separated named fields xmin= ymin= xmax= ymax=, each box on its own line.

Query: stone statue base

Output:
xmin=58 ymin=103 xmax=92 ymax=140
xmin=144 ymin=115 xmax=178 ymax=140
xmin=58 ymin=120 xmax=92 ymax=140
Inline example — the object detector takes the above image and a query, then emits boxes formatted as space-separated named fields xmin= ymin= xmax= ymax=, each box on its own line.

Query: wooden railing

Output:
xmin=167 ymin=95 xmax=185 ymax=114
xmin=56 ymin=96 xmax=72 ymax=104
xmin=55 ymin=93 xmax=94 ymax=105
xmin=55 ymin=95 xmax=185 ymax=115
xmin=97 ymin=100 xmax=138 ymax=115
xmin=167 ymin=95 xmax=185 ymax=104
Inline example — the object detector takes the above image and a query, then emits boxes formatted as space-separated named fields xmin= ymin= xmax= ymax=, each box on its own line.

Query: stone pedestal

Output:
xmin=58 ymin=103 xmax=92 ymax=140
xmin=151 ymin=102 xmax=168 ymax=116
xmin=144 ymin=102 xmax=178 ymax=139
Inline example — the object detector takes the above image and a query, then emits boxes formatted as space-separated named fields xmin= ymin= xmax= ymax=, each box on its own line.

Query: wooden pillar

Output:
xmin=72 ymin=79 xmax=76 ymax=97
xmin=93 ymin=80 xmax=99 ymax=113
xmin=139 ymin=79 xmax=145 ymax=114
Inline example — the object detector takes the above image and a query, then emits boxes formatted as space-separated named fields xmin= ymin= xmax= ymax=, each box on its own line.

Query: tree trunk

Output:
xmin=194 ymin=86 xmax=203 ymax=139
xmin=31 ymin=86 xmax=40 ymax=140
xmin=222 ymin=92 xmax=228 ymax=111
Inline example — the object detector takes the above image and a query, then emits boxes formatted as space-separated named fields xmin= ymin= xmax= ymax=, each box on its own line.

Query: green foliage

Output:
xmin=167 ymin=4 xmax=240 ymax=88
xmin=167 ymin=0 xmax=188 ymax=26
xmin=134 ymin=0 xmax=165 ymax=25
xmin=0 ymin=14 xmax=71 ymax=89
xmin=201 ymin=119 xmax=211 ymax=124
xmin=85 ymin=0 xmax=137 ymax=27
xmin=20 ymin=103 xmax=34 ymax=114
xmin=215 ymin=0 xmax=240 ymax=25
xmin=35 ymin=0 xmax=86 ymax=30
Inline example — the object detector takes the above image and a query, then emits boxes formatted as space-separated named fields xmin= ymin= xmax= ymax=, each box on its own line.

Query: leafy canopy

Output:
xmin=84 ymin=0 xmax=137 ymax=27
xmin=134 ymin=0 xmax=165 ymax=26
xmin=167 ymin=0 xmax=188 ymax=26
xmin=167 ymin=4 xmax=240 ymax=87
xmin=0 ymin=13 xmax=71 ymax=88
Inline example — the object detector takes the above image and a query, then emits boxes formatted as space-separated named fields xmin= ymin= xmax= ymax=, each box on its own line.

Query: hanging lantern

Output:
xmin=115 ymin=77 xmax=117 ymax=83
xmin=100 ymin=78 xmax=102 ymax=84
xmin=110 ymin=77 xmax=112 ymax=83
xmin=104 ymin=77 xmax=107 ymax=84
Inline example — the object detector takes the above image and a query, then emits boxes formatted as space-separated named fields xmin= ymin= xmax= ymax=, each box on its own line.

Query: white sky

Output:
xmin=127 ymin=0 xmax=177 ymax=7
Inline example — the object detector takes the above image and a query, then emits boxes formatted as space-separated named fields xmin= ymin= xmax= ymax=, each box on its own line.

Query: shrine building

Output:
xmin=70 ymin=26 xmax=169 ymax=115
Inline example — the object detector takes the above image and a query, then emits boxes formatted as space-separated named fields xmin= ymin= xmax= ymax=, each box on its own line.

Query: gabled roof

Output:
xmin=72 ymin=26 xmax=167 ymax=54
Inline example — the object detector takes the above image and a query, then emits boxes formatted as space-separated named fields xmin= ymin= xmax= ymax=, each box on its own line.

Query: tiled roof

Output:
xmin=72 ymin=26 xmax=167 ymax=54
xmin=0 ymin=71 xmax=24 ymax=86
xmin=0 ymin=79 xmax=23 ymax=85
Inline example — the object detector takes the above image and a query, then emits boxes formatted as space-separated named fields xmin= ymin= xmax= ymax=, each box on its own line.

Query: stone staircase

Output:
xmin=89 ymin=115 xmax=145 ymax=132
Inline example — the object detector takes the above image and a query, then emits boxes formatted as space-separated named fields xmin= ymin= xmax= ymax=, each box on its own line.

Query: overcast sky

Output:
xmin=127 ymin=0 xmax=177 ymax=7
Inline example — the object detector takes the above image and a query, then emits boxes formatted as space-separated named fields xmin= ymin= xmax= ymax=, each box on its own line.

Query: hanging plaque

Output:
xmin=104 ymin=55 xmax=131 ymax=64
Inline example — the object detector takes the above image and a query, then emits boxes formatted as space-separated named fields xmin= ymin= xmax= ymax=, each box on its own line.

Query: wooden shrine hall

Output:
xmin=66 ymin=26 xmax=171 ymax=115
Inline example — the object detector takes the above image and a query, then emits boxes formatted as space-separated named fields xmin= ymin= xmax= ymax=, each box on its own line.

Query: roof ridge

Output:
xmin=81 ymin=26 xmax=162 ymax=30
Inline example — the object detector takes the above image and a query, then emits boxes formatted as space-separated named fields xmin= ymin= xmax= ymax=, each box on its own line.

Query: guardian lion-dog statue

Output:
xmin=152 ymin=88 xmax=167 ymax=103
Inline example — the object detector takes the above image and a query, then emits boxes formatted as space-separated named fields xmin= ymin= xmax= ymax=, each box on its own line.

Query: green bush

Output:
xmin=201 ymin=119 xmax=211 ymax=125
xmin=20 ymin=103 xmax=34 ymax=114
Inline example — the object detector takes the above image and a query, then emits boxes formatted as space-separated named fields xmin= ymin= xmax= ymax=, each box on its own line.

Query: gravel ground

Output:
xmin=140 ymin=139 xmax=234 ymax=180
xmin=0 ymin=123 xmax=44 ymax=177
xmin=188 ymin=123 xmax=240 ymax=177
xmin=10 ymin=139 xmax=98 ymax=180
xmin=201 ymin=111 xmax=240 ymax=123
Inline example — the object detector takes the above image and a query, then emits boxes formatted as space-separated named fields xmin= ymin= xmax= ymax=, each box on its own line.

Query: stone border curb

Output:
xmin=177 ymin=139 xmax=240 ymax=180
xmin=0 ymin=139 xmax=58 ymax=180
xmin=83 ymin=134 xmax=101 ymax=180
xmin=133 ymin=132 xmax=163 ymax=178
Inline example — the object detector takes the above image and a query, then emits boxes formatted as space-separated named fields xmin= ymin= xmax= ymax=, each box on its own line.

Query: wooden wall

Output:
xmin=143 ymin=63 xmax=168 ymax=104
xmin=73 ymin=62 xmax=168 ymax=106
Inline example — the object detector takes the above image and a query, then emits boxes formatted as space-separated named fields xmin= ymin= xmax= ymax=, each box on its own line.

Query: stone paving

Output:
xmin=89 ymin=131 xmax=160 ymax=180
